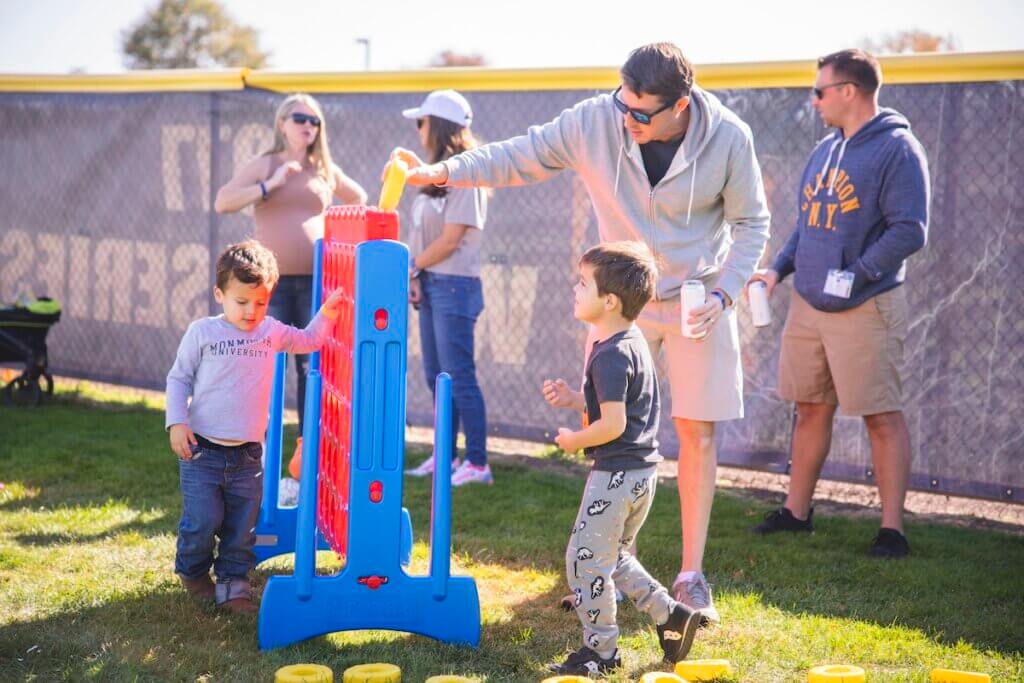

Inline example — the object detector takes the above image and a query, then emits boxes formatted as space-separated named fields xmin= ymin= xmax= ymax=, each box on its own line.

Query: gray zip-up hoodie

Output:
xmin=442 ymin=86 xmax=771 ymax=302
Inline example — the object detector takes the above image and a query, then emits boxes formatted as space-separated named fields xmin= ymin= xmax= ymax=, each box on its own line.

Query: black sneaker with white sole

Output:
xmin=548 ymin=646 xmax=621 ymax=676
xmin=657 ymin=601 xmax=700 ymax=663
xmin=752 ymin=506 xmax=814 ymax=534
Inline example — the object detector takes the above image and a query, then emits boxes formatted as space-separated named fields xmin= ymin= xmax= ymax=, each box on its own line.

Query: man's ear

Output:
xmin=674 ymin=96 xmax=691 ymax=116
xmin=213 ymin=287 xmax=224 ymax=304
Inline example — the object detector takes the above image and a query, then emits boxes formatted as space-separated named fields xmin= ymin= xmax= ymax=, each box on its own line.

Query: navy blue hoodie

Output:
xmin=773 ymin=108 xmax=929 ymax=311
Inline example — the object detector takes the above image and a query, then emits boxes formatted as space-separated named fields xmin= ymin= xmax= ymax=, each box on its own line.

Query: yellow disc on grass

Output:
xmin=808 ymin=664 xmax=865 ymax=682
xmin=342 ymin=663 xmax=401 ymax=683
xmin=931 ymin=669 xmax=991 ymax=683
xmin=276 ymin=663 xmax=334 ymax=683
xmin=640 ymin=672 xmax=690 ymax=682
xmin=425 ymin=677 xmax=478 ymax=683
xmin=541 ymin=677 xmax=593 ymax=683
xmin=675 ymin=659 xmax=732 ymax=681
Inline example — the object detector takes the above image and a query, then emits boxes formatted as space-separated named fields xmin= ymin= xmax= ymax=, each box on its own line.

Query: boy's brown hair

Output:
xmin=580 ymin=241 xmax=659 ymax=321
xmin=215 ymin=240 xmax=279 ymax=291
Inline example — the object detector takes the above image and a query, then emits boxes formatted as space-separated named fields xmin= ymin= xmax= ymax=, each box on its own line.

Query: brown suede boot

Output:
xmin=220 ymin=597 xmax=258 ymax=615
xmin=180 ymin=574 xmax=215 ymax=600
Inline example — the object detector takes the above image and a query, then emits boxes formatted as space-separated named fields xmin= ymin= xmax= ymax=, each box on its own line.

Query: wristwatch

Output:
xmin=710 ymin=289 xmax=730 ymax=310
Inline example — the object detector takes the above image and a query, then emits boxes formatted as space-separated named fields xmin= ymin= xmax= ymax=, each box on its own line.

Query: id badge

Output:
xmin=824 ymin=269 xmax=854 ymax=299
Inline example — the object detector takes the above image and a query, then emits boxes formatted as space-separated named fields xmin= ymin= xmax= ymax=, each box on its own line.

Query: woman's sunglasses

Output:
xmin=416 ymin=118 xmax=425 ymax=129
xmin=290 ymin=113 xmax=321 ymax=127
xmin=612 ymin=86 xmax=674 ymax=125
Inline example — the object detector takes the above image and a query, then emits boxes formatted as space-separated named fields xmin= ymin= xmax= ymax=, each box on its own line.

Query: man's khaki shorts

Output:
xmin=778 ymin=287 xmax=908 ymax=416
xmin=588 ymin=297 xmax=744 ymax=422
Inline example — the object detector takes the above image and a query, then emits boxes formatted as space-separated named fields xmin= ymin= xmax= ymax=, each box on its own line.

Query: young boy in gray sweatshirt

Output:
xmin=165 ymin=240 xmax=342 ymax=613
xmin=543 ymin=241 xmax=700 ymax=676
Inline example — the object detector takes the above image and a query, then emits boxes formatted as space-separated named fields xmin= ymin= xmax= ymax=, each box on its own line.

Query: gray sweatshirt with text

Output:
xmin=165 ymin=314 xmax=330 ymax=443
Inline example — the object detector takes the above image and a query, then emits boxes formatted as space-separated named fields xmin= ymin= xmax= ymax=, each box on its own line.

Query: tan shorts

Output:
xmin=778 ymin=287 xmax=908 ymax=416
xmin=585 ymin=298 xmax=744 ymax=422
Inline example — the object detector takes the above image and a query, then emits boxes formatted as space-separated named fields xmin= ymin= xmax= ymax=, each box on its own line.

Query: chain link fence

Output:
xmin=1 ymin=79 xmax=1020 ymax=502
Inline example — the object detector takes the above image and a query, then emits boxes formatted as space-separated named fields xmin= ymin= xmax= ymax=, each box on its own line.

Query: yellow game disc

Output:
xmin=541 ymin=677 xmax=594 ymax=683
xmin=425 ymin=677 xmax=478 ymax=683
xmin=342 ymin=663 xmax=401 ymax=683
xmin=931 ymin=669 xmax=991 ymax=683
xmin=276 ymin=663 xmax=334 ymax=683
xmin=640 ymin=672 xmax=689 ymax=682
xmin=808 ymin=664 xmax=865 ymax=682
xmin=675 ymin=659 xmax=732 ymax=681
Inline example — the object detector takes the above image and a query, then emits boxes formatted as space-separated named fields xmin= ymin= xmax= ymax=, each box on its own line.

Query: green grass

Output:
xmin=1 ymin=381 xmax=1022 ymax=682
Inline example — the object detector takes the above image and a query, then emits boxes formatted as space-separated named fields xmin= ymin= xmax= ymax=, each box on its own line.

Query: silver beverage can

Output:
xmin=749 ymin=280 xmax=772 ymax=327
xmin=681 ymin=280 xmax=707 ymax=339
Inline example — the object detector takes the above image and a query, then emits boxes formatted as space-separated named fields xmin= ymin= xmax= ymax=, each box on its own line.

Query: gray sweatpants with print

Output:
xmin=565 ymin=465 xmax=673 ymax=658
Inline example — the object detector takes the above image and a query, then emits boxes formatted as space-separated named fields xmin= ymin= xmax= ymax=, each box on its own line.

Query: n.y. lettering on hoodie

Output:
xmin=773 ymin=108 xmax=930 ymax=312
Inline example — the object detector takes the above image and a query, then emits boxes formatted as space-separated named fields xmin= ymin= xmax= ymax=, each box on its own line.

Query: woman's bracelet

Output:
xmin=258 ymin=181 xmax=269 ymax=201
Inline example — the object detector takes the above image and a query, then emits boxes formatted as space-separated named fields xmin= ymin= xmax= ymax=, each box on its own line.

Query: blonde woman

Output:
xmin=215 ymin=94 xmax=366 ymax=434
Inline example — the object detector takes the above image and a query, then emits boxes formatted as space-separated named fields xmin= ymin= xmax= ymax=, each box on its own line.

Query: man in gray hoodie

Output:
xmin=397 ymin=42 xmax=770 ymax=625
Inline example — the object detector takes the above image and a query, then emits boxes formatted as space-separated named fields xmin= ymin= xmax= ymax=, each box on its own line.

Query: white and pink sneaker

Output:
xmin=451 ymin=462 xmax=494 ymax=487
xmin=407 ymin=455 xmax=463 ymax=478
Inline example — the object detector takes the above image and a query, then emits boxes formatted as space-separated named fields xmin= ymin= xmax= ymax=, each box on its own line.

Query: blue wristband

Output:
xmin=259 ymin=181 xmax=269 ymax=201
xmin=710 ymin=290 xmax=727 ymax=310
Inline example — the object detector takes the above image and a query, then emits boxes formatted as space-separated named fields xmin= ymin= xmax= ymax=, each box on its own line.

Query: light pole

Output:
xmin=355 ymin=38 xmax=370 ymax=71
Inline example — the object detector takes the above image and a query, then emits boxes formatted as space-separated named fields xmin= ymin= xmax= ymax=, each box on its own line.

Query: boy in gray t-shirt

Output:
xmin=166 ymin=240 xmax=342 ymax=613
xmin=542 ymin=241 xmax=700 ymax=676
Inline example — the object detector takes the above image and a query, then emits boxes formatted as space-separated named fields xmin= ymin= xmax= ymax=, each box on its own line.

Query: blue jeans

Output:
xmin=268 ymin=274 xmax=313 ymax=428
xmin=175 ymin=441 xmax=263 ymax=595
xmin=418 ymin=272 xmax=487 ymax=466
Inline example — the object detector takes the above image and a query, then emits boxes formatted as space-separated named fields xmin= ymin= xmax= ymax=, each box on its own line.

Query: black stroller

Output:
xmin=0 ymin=298 xmax=61 ymax=407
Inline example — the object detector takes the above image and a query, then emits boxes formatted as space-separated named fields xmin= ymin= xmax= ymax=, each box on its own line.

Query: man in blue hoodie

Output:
xmin=747 ymin=49 xmax=929 ymax=558
xmin=395 ymin=43 xmax=770 ymax=646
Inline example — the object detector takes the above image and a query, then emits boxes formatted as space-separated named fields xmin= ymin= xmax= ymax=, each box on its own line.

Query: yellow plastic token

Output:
xmin=675 ymin=659 xmax=732 ymax=681
xmin=378 ymin=159 xmax=408 ymax=212
xmin=808 ymin=664 xmax=865 ymax=682
xmin=425 ymin=677 xmax=478 ymax=683
xmin=931 ymin=669 xmax=991 ymax=683
xmin=342 ymin=663 xmax=401 ymax=683
xmin=276 ymin=663 xmax=334 ymax=683
xmin=640 ymin=672 xmax=689 ymax=683
xmin=541 ymin=677 xmax=593 ymax=683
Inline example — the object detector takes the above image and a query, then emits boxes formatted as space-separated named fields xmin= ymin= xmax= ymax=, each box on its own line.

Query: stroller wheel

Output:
xmin=2 ymin=376 xmax=41 ymax=408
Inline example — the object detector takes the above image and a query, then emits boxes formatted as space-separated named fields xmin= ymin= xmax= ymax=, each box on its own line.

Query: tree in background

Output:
xmin=122 ymin=0 xmax=269 ymax=69
xmin=429 ymin=50 xmax=488 ymax=67
xmin=861 ymin=29 xmax=959 ymax=55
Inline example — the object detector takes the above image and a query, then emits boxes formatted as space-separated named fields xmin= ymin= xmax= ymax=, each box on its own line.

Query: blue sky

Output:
xmin=1 ymin=0 xmax=1022 ymax=73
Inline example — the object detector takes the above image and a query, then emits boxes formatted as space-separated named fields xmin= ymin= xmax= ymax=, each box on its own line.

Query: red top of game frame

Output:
xmin=325 ymin=205 xmax=399 ymax=244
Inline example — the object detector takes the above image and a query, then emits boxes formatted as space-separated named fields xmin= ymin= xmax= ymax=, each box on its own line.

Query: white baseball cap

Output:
xmin=402 ymin=89 xmax=473 ymax=127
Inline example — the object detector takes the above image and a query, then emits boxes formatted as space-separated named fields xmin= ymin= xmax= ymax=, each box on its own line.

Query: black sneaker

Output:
xmin=657 ymin=601 xmax=700 ymax=663
xmin=868 ymin=527 xmax=909 ymax=558
xmin=548 ymin=646 xmax=620 ymax=676
xmin=752 ymin=507 xmax=814 ymax=534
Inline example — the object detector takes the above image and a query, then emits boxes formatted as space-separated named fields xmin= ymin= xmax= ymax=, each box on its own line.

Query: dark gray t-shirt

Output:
xmin=582 ymin=327 xmax=662 ymax=471
xmin=640 ymin=135 xmax=684 ymax=186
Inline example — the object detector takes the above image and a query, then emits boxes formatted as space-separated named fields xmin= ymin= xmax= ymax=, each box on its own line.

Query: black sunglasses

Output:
xmin=612 ymin=86 xmax=674 ymax=125
xmin=812 ymin=81 xmax=858 ymax=100
xmin=290 ymin=113 xmax=321 ymax=127
xmin=416 ymin=118 xmax=425 ymax=130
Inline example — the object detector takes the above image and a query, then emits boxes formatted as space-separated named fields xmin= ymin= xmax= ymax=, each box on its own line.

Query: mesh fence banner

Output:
xmin=1 ymin=81 xmax=1020 ymax=502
